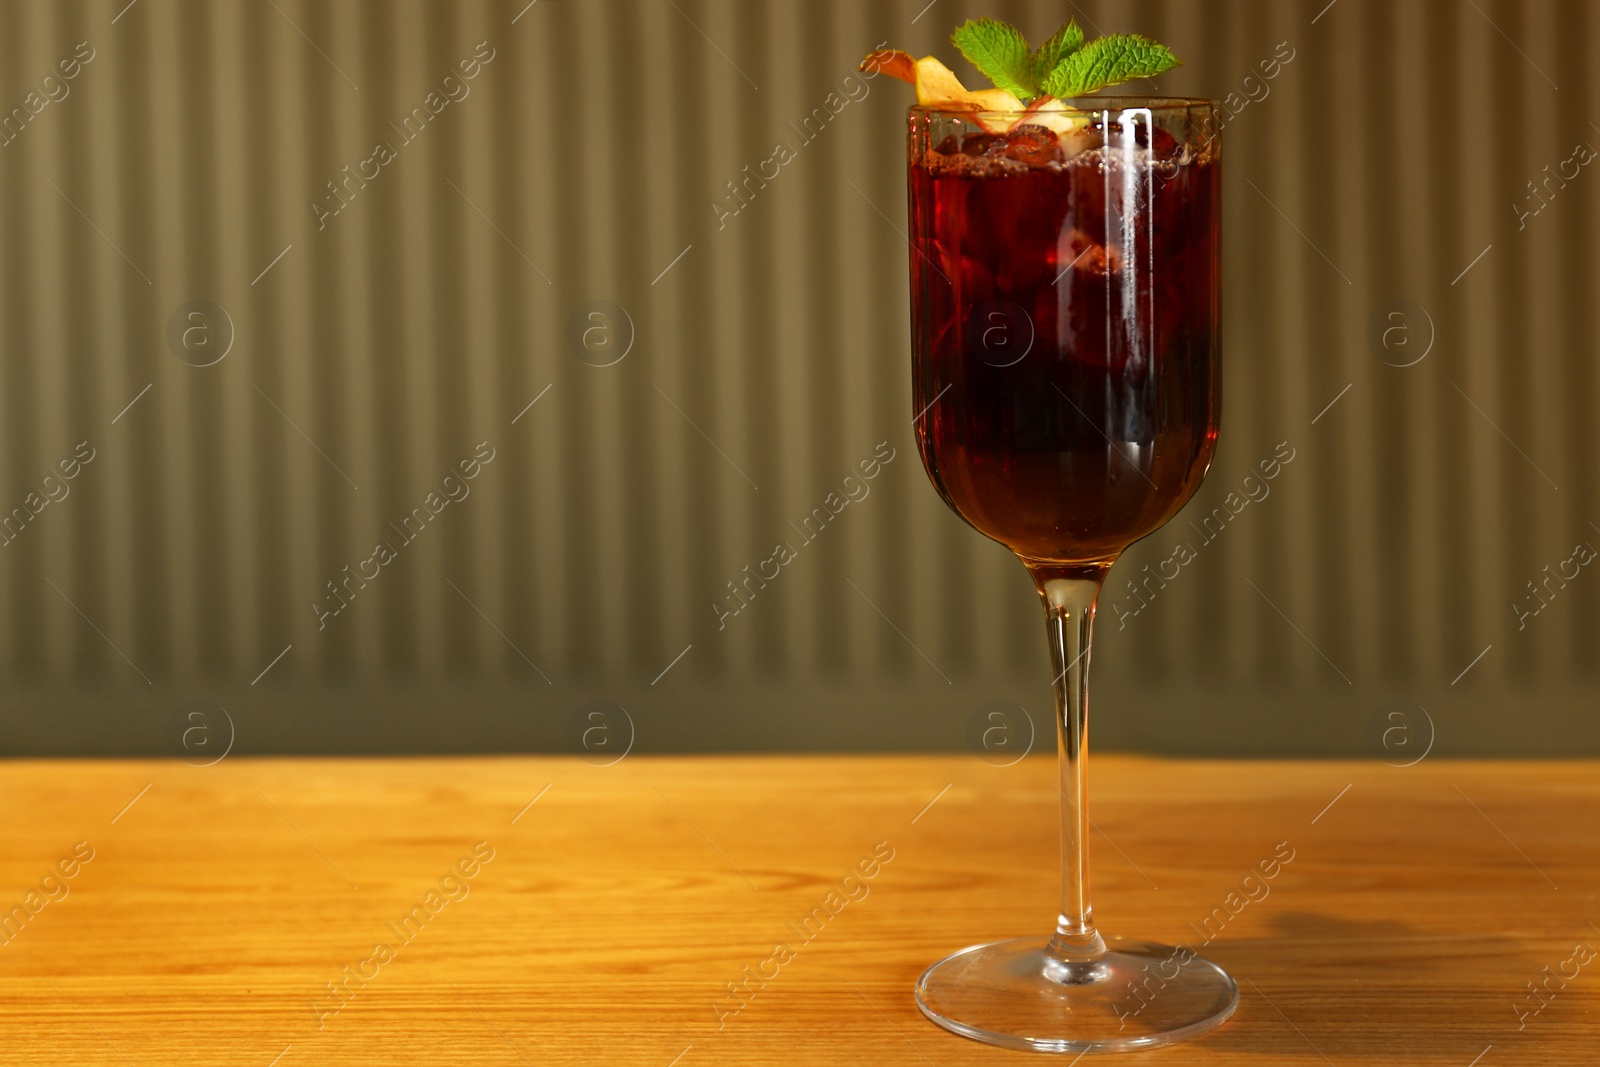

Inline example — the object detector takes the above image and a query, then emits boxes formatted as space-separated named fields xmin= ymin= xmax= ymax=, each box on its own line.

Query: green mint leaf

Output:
xmin=1041 ymin=33 xmax=1181 ymax=98
xmin=951 ymin=18 xmax=1036 ymax=99
xmin=1030 ymin=19 xmax=1085 ymax=82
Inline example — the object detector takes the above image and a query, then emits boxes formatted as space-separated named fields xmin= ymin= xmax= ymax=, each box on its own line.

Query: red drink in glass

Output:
xmin=909 ymin=109 xmax=1220 ymax=565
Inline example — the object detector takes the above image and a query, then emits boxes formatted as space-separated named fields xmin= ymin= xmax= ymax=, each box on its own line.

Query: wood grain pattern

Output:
xmin=1 ymin=755 xmax=1596 ymax=1065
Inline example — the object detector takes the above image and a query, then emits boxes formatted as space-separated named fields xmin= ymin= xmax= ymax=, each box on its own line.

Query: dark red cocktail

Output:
xmin=909 ymin=105 xmax=1220 ymax=565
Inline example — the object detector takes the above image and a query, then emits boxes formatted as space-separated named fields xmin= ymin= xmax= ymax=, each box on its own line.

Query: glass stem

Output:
xmin=1031 ymin=564 xmax=1112 ymax=962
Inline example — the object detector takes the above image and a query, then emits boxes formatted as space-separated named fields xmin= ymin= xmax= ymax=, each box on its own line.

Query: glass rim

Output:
xmin=908 ymin=97 xmax=1217 ymax=118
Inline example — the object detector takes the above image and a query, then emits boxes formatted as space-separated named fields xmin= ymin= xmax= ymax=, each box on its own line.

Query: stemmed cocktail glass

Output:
xmin=905 ymin=99 xmax=1235 ymax=1053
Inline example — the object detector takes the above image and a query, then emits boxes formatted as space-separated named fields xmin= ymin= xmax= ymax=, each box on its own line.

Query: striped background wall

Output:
xmin=0 ymin=0 xmax=1594 ymax=755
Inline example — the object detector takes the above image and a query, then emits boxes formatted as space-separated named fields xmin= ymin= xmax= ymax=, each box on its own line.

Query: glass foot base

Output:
xmin=915 ymin=937 xmax=1238 ymax=1054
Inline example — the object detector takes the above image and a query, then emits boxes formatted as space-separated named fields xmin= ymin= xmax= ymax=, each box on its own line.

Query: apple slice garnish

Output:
xmin=861 ymin=50 xmax=1024 ymax=132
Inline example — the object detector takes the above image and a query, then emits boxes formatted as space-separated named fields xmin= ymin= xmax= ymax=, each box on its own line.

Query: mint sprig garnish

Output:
xmin=950 ymin=17 xmax=1180 ymax=102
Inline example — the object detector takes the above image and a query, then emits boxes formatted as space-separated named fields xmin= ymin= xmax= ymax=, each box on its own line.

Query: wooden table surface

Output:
xmin=1 ymin=754 xmax=1596 ymax=1065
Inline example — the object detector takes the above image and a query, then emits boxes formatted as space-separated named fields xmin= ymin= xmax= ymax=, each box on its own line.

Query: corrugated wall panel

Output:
xmin=0 ymin=0 xmax=1593 ymax=754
